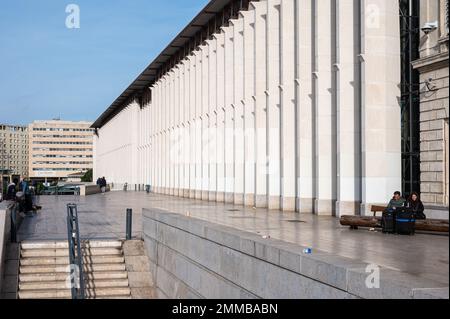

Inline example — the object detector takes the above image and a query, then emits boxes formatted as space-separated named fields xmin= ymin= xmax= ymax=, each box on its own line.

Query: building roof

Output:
xmin=92 ymin=0 xmax=250 ymax=129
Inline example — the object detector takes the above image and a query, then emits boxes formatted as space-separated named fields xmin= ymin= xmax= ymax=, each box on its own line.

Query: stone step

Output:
xmin=20 ymin=255 xmax=125 ymax=266
xmin=18 ymin=287 xmax=131 ymax=299
xmin=21 ymin=247 xmax=123 ymax=258
xmin=20 ymin=271 xmax=128 ymax=283
xmin=20 ymin=278 xmax=130 ymax=291
xmin=20 ymin=263 xmax=126 ymax=274
xmin=21 ymin=240 xmax=123 ymax=250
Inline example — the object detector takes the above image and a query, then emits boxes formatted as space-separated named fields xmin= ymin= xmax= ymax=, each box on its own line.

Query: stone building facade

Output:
xmin=413 ymin=0 xmax=449 ymax=219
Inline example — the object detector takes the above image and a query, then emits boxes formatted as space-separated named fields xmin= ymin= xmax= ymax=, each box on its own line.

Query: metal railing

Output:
xmin=66 ymin=203 xmax=85 ymax=299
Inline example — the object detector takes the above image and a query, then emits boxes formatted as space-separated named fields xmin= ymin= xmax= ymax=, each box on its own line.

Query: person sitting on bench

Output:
xmin=387 ymin=191 xmax=406 ymax=211
xmin=407 ymin=192 xmax=426 ymax=220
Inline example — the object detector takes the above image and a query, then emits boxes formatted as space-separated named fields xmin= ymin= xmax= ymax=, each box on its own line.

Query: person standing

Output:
xmin=6 ymin=179 xmax=17 ymax=200
xmin=407 ymin=192 xmax=426 ymax=220
xmin=100 ymin=177 xmax=107 ymax=194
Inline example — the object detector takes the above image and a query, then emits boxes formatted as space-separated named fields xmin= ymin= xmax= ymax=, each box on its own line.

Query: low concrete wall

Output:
xmin=143 ymin=208 xmax=449 ymax=299
xmin=425 ymin=205 xmax=449 ymax=220
xmin=0 ymin=203 xmax=11 ymax=292
xmin=79 ymin=184 xmax=111 ymax=196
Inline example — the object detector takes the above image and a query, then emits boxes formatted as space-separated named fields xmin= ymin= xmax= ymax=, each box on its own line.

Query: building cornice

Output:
xmin=412 ymin=37 xmax=449 ymax=72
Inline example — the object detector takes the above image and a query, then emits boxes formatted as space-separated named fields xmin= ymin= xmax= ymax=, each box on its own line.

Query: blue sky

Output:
xmin=0 ymin=0 xmax=209 ymax=125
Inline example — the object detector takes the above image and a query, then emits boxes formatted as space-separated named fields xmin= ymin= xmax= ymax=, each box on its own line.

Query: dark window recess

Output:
xmin=400 ymin=0 xmax=421 ymax=197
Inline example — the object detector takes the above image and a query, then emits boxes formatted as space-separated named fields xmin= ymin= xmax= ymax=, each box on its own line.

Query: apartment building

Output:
xmin=28 ymin=120 xmax=94 ymax=181
xmin=0 ymin=124 xmax=29 ymax=189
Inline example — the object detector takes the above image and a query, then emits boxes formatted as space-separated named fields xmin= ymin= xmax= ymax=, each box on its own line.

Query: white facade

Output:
xmin=94 ymin=0 xmax=402 ymax=216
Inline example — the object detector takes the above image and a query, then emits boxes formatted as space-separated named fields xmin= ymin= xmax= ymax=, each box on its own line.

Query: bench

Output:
xmin=371 ymin=205 xmax=387 ymax=217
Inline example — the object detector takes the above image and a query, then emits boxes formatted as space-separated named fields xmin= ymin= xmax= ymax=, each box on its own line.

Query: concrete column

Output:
xmin=143 ymin=105 xmax=146 ymax=186
xmin=313 ymin=0 xmax=336 ymax=215
xmin=157 ymin=82 xmax=163 ymax=192
xmin=168 ymin=71 xmax=174 ymax=195
xmin=201 ymin=43 xmax=210 ymax=201
xmin=181 ymin=60 xmax=190 ymax=198
xmin=162 ymin=76 xmax=168 ymax=194
xmin=295 ymin=0 xmax=314 ymax=213
xmin=151 ymin=84 xmax=157 ymax=191
xmin=267 ymin=0 xmax=282 ymax=210
xmin=280 ymin=0 xmax=296 ymax=211
xmin=151 ymin=85 xmax=156 ymax=190
xmin=179 ymin=61 xmax=187 ymax=197
xmin=215 ymin=32 xmax=226 ymax=202
xmin=253 ymin=1 xmax=268 ymax=208
xmin=162 ymin=77 xmax=167 ymax=193
xmin=149 ymin=87 xmax=153 ymax=189
xmin=188 ymin=55 xmax=196 ymax=198
xmin=360 ymin=0 xmax=402 ymax=215
xmin=194 ymin=51 xmax=202 ymax=199
xmin=335 ymin=0 xmax=361 ymax=216
xmin=223 ymin=25 xmax=235 ymax=203
xmin=231 ymin=17 xmax=245 ymax=205
xmin=174 ymin=67 xmax=180 ymax=196
xmin=207 ymin=39 xmax=218 ymax=201
xmin=241 ymin=9 xmax=256 ymax=207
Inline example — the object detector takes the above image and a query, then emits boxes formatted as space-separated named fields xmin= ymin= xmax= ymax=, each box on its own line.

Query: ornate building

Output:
xmin=412 ymin=0 xmax=449 ymax=219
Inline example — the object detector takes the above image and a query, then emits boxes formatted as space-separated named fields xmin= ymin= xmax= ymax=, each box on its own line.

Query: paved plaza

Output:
xmin=18 ymin=191 xmax=449 ymax=287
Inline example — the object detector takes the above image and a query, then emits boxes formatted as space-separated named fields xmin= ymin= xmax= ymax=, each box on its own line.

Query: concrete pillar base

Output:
xmin=208 ymin=191 xmax=217 ymax=202
xmin=268 ymin=196 xmax=281 ymax=210
xmin=244 ymin=194 xmax=255 ymax=207
xmin=298 ymin=198 xmax=314 ymax=214
xmin=201 ymin=191 xmax=209 ymax=201
xmin=216 ymin=192 xmax=225 ymax=203
xmin=189 ymin=189 xmax=196 ymax=199
xmin=183 ymin=189 xmax=190 ymax=198
xmin=225 ymin=192 xmax=234 ymax=204
xmin=314 ymin=199 xmax=335 ymax=216
xmin=234 ymin=193 xmax=244 ymax=205
xmin=281 ymin=197 xmax=296 ymax=212
xmin=336 ymin=201 xmax=360 ymax=217
xmin=360 ymin=202 xmax=376 ymax=217
xmin=255 ymin=195 xmax=267 ymax=208
xmin=195 ymin=190 xmax=202 ymax=200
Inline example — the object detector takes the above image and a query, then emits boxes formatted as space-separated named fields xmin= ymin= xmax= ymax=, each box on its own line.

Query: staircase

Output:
xmin=17 ymin=240 xmax=131 ymax=299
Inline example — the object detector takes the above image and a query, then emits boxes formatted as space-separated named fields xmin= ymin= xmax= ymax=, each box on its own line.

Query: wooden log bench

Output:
xmin=340 ymin=215 xmax=449 ymax=233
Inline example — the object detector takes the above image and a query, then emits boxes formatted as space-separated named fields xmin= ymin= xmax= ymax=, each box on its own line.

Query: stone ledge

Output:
xmin=143 ymin=208 xmax=449 ymax=299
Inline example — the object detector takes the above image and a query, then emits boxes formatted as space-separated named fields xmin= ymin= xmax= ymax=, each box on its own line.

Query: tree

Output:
xmin=81 ymin=169 xmax=93 ymax=183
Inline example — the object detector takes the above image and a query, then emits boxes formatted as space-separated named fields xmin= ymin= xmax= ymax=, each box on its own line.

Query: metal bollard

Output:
xmin=126 ymin=208 xmax=132 ymax=240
